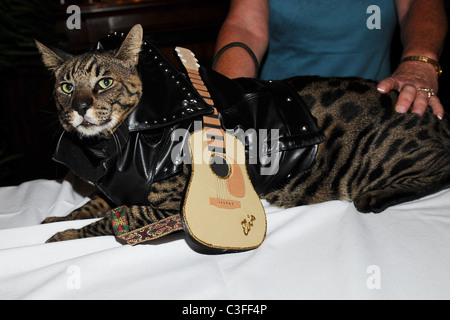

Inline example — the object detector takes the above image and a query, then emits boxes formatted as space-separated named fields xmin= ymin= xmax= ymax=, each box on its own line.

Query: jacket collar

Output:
xmin=98 ymin=35 xmax=212 ymax=132
xmin=53 ymin=119 xmax=130 ymax=185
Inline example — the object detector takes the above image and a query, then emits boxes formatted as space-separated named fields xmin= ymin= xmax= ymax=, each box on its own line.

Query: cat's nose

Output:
xmin=73 ymin=96 xmax=93 ymax=116
xmin=74 ymin=103 xmax=90 ymax=116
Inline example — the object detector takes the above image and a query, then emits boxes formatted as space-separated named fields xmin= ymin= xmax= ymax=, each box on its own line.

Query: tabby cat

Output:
xmin=36 ymin=25 xmax=450 ymax=242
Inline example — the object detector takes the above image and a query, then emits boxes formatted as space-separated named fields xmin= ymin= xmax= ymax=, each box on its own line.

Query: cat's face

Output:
xmin=36 ymin=25 xmax=143 ymax=138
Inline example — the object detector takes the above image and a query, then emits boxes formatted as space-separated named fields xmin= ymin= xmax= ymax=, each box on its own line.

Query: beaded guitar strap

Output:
xmin=111 ymin=206 xmax=183 ymax=245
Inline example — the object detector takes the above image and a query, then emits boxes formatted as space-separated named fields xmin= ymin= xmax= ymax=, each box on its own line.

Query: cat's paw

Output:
xmin=354 ymin=190 xmax=389 ymax=213
xmin=46 ymin=229 xmax=81 ymax=243
xmin=41 ymin=216 xmax=67 ymax=224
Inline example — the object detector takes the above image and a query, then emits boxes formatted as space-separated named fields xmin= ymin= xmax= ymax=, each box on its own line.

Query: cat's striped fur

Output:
xmin=37 ymin=25 xmax=450 ymax=242
xmin=266 ymin=77 xmax=450 ymax=213
xmin=44 ymin=168 xmax=188 ymax=242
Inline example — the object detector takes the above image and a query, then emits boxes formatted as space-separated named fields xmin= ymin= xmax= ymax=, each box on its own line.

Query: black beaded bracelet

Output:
xmin=212 ymin=42 xmax=259 ymax=73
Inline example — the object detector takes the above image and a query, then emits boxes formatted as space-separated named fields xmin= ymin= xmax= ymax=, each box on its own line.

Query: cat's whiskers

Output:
xmin=54 ymin=130 xmax=66 ymax=156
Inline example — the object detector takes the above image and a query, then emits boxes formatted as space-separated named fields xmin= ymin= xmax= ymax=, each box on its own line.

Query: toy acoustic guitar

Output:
xmin=175 ymin=47 xmax=266 ymax=252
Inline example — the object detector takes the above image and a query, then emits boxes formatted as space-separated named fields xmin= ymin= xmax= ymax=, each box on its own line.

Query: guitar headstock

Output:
xmin=175 ymin=47 xmax=200 ymax=72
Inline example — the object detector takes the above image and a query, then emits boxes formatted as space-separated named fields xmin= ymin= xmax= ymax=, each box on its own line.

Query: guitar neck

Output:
xmin=176 ymin=47 xmax=226 ymax=155
xmin=176 ymin=48 xmax=266 ymax=253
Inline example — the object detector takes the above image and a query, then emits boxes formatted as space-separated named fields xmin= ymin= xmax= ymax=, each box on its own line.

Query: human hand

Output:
xmin=377 ymin=60 xmax=443 ymax=120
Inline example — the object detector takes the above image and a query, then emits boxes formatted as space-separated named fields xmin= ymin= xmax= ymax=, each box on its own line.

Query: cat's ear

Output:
xmin=35 ymin=40 xmax=72 ymax=72
xmin=115 ymin=24 xmax=143 ymax=65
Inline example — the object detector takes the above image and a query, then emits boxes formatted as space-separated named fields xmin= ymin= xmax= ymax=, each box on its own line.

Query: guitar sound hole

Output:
xmin=210 ymin=155 xmax=230 ymax=178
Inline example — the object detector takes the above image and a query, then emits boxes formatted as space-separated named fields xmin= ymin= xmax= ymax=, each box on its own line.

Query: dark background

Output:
xmin=0 ymin=0 xmax=449 ymax=187
xmin=0 ymin=0 xmax=229 ymax=186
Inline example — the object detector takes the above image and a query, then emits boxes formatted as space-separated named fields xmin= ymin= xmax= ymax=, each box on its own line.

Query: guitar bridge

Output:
xmin=209 ymin=198 xmax=241 ymax=209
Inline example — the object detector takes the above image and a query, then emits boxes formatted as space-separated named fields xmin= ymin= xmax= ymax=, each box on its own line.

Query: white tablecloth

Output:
xmin=1 ymin=179 xmax=450 ymax=299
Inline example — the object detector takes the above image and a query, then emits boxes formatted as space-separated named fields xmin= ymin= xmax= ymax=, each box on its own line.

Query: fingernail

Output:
xmin=395 ymin=105 xmax=407 ymax=113
xmin=437 ymin=114 xmax=443 ymax=120
xmin=377 ymin=86 xmax=386 ymax=93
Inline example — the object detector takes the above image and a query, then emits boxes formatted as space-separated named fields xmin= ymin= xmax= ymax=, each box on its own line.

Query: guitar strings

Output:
xmin=180 ymin=52 xmax=232 ymax=203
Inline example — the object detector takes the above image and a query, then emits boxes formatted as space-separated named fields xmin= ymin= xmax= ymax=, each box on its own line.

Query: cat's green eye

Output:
xmin=98 ymin=78 xmax=114 ymax=89
xmin=61 ymin=83 xmax=74 ymax=94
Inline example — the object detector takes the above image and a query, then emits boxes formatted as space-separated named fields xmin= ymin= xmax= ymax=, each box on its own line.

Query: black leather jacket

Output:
xmin=53 ymin=35 xmax=325 ymax=206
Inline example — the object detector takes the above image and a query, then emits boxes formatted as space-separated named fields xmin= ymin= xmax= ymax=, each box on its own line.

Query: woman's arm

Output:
xmin=378 ymin=0 xmax=447 ymax=118
xmin=213 ymin=0 xmax=269 ymax=78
